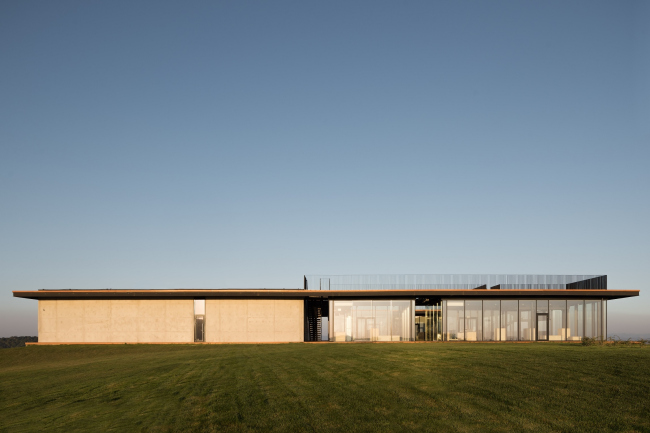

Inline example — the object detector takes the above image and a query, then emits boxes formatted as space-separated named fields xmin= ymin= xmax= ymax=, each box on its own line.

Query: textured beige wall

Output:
xmin=205 ymin=299 xmax=303 ymax=343
xmin=38 ymin=299 xmax=193 ymax=343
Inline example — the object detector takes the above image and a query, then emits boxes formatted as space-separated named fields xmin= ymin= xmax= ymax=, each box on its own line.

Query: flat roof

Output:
xmin=12 ymin=289 xmax=639 ymax=300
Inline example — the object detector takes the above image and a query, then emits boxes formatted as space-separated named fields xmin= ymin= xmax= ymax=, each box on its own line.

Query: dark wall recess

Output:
xmin=567 ymin=276 xmax=607 ymax=290
xmin=304 ymin=298 xmax=328 ymax=341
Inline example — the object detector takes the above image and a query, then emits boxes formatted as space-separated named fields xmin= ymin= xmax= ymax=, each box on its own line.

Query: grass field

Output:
xmin=1 ymin=343 xmax=649 ymax=432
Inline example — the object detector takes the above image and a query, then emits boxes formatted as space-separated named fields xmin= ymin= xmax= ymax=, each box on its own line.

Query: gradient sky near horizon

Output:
xmin=1 ymin=1 xmax=649 ymax=338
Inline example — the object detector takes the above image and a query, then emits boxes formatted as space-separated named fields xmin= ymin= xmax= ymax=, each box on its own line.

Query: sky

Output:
xmin=1 ymin=1 xmax=648 ymax=338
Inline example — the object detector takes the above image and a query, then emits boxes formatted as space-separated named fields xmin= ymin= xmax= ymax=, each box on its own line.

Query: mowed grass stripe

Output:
xmin=1 ymin=344 xmax=649 ymax=432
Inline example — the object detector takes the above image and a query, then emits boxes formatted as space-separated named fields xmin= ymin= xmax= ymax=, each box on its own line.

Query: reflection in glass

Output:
xmin=585 ymin=300 xmax=601 ymax=339
xmin=374 ymin=301 xmax=390 ymax=341
xmin=332 ymin=301 xmax=353 ymax=341
xmin=322 ymin=317 xmax=329 ymax=341
xmin=537 ymin=300 xmax=548 ymax=313
xmin=603 ymin=300 xmax=607 ymax=339
xmin=391 ymin=301 xmax=412 ymax=341
xmin=567 ymin=300 xmax=584 ymax=341
xmin=331 ymin=300 xmax=413 ymax=342
xmin=354 ymin=300 xmax=373 ymax=341
xmin=446 ymin=301 xmax=464 ymax=341
xmin=519 ymin=300 xmax=536 ymax=341
xmin=465 ymin=300 xmax=482 ymax=341
xmin=483 ymin=300 xmax=500 ymax=341
xmin=549 ymin=300 xmax=566 ymax=341
xmin=537 ymin=314 xmax=548 ymax=340
xmin=501 ymin=300 xmax=518 ymax=341
xmin=442 ymin=300 xmax=447 ymax=338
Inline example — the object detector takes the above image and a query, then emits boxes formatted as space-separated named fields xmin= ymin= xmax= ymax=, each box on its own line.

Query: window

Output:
xmin=549 ymin=300 xmax=566 ymax=341
xmin=332 ymin=301 xmax=353 ymax=341
xmin=537 ymin=300 xmax=548 ymax=314
xmin=391 ymin=301 xmax=413 ymax=342
xmin=331 ymin=300 xmax=413 ymax=342
xmin=567 ymin=300 xmax=584 ymax=341
xmin=194 ymin=299 xmax=205 ymax=342
xmin=465 ymin=300 xmax=482 ymax=341
xmin=446 ymin=301 xmax=464 ymax=341
xmin=585 ymin=300 xmax=601 ymax=339
xmin=519 ymin=300 xmax=535 ymax=341
xmin=373 ymin=301 xmax=391 ymax=341
xmin=501 ymin=300 xmax=518 ymax=341
xmin=483 ymin=300 xmax=500 ymax=341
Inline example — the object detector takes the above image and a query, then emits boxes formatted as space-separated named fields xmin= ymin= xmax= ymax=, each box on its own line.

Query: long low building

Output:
xmin=12 ymin=274 xmax=638 ymax=344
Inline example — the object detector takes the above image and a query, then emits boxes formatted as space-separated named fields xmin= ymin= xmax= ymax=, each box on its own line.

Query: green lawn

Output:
xmin=1 ymin=343 xmax=649 ymax=432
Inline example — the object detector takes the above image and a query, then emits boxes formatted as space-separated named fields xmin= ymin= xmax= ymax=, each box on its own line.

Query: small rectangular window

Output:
xmin=194 ymin=299 xmax=205 ymax=315
xmin=194 ymin=299 xmax=205 ymax=342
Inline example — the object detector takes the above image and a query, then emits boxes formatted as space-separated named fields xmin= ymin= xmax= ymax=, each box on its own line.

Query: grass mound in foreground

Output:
xmin=1 ymin=343 xmax=649 ymax=432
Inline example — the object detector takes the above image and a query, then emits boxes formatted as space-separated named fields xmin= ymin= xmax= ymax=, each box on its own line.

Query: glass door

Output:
xmin=537 ymin=313 xmax=548 ymax=341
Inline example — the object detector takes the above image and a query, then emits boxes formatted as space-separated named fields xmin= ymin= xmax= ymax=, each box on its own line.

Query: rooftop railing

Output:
xmin=304 ymin=274 xmax=606 ymax=291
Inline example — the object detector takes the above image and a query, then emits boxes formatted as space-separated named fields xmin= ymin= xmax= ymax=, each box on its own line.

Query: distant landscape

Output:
xmin=0 ymin=336 xmax=37 ymax=349
xmin=608 ymin=333 xmax=650 ymax=341
xmin=1 ymin=343 xmax=649 ymax=432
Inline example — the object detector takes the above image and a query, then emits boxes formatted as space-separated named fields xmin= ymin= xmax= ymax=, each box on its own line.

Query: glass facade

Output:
xmin=439 ymin=299 xmax=606 ymax=342
xmin=303 ymin=274 xmax=618 ymax=344
xmin=567 ymin=300 xmax=584 ymax=341
xmin=501 ymin=300 xmax=518 ymax=341
xmin=549 ymin=300 xmax=566 ymax=341
xmin=603 ymin=300 xmax=607 ymax=338
xmin=445 ymin=301 xmax=464 ymax=341
xmin=391 ymin=301 xmax=412 ymax=341
xmin=330 ymin=300 xmax=414 ymax=342
xmin=483 ymin=300 xmax=500 ymax=341
xmin=465 ymin=300 xmax=482 ymax=341
xmin=537 ymin=313 xmax=548 ymax=341
xmin=327 ymin=298 xmax=606 ymax=343
xmin=519 ymin=300 xmax=536 ymax=341
xmin=585 ymin=300 xmax=602 ymax=339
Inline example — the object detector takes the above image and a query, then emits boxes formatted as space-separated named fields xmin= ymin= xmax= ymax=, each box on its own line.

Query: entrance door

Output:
xmin=537 ymin=314 xmax=548 ymax=341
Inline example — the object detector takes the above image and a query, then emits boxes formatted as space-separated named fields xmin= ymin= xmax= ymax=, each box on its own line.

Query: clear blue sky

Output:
xmin=1 ymin=1 xmax=648 ymax=337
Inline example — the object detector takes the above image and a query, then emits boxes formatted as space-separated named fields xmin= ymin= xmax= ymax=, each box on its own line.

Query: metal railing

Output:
xmin=304 ymin=274 xmax=605 ymax=291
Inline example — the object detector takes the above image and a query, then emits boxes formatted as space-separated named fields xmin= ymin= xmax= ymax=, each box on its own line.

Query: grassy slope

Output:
xmin=0 ymin=344 xmax=649 ymax=432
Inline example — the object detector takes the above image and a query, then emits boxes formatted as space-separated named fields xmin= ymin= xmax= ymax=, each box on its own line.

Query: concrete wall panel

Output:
xmin=219 ymin=299 xmax=248 ymax=316
xmin=38 ymin=300 xmax=58 ymax=342
xmin=37 ymin=298 xmax=302 ymax=343
xmin=205 ymin=299 xmax=303 ymax=343
xmin=38 ymin=299 xmax=193 ymax=343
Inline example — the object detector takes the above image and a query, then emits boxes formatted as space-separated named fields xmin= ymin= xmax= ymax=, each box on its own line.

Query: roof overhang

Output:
xmin=307 ymin=289 xmax=638 ymax=300
xmin=12 ymin=289 xmax=639 ymax=301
